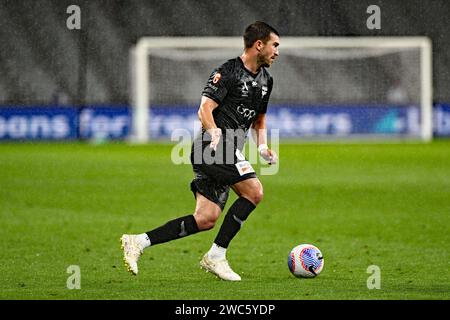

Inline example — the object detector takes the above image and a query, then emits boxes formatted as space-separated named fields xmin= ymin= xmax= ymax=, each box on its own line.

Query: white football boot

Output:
xmin=200 ymin=254 xmax=241 ymax=281
xmin=120 ymin=234 xmax=143 ymax=275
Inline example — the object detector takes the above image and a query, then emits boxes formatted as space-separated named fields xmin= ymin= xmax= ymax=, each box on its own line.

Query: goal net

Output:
xmin=129 ymin=37 xmax=432 ymax=142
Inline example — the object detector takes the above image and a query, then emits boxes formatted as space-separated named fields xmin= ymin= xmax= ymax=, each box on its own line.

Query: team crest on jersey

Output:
xmin=262 ymin=85 xmax=268 ymax=97
xmin=212 ymin=72 xmax=222 ymax=84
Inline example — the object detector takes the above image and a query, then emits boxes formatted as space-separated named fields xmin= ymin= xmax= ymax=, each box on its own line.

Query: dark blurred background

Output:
xmin=0 ymin=0 xmax=449 ymax=106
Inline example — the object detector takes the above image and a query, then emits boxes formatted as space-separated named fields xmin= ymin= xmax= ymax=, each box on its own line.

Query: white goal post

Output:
xmin=130 ymin=36 xmax=432 ymax=142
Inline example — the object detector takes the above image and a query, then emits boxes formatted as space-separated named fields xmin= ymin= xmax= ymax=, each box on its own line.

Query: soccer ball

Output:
xmin=288 ymin=244 xmax=324 ymax=278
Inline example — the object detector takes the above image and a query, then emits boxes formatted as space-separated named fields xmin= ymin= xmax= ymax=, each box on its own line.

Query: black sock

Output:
xmin=214 ymin=197 xmax=256 ymax=248
xmin=145 ymin=214 xmax=199 ymax=246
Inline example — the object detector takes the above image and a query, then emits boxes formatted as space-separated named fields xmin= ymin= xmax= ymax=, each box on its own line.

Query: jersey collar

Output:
xmin=237 ymin=56 xmax=261 ymax=78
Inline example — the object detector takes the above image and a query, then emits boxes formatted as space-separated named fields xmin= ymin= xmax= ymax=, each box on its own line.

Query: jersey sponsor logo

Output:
xmin=235 ymin=160 xmax=255 ymax=176
xmin=237 ymin=104 xmax=256 ymax=120
xmin=212 ymin=72 xmax=222 ymax=84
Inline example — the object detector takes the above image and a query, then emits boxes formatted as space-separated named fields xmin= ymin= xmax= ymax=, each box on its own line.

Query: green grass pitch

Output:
xmin=0 ymin=141 xmax=449 ymax=300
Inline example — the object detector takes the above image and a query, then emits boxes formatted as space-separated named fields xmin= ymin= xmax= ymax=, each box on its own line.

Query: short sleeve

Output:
xmin=259 ymin=76 xmax=273 ymax=114
xmin=201 ymin=64 xmax=233 ymax=104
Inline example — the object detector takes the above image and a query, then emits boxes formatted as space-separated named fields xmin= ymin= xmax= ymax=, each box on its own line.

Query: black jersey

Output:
xmin=201 ymin=57 xmax=273 ymax=136
xmin=190 ymin=57 xmax=271 ymax=193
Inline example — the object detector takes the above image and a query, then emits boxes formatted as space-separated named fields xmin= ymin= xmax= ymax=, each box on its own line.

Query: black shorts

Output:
xmin=190 ymin=136 xmax=257 ymax=210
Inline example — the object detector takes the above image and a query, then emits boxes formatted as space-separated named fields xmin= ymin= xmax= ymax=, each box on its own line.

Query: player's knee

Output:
xmin=247 ymin=188 xmax=264 ymax=205
xmin=253 ymin=189 xmax=264 ymax=205
xmin=199 ymin=219 xmax=216 ymax=231
xmin=194 ymin=210 xmax=220 ymax=231
xmin=197 ymin=217 xmax=217 ymax=231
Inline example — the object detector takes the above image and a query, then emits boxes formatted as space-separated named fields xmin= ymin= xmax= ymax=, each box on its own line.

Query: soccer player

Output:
xmin=121 ymin=21 xmax=279 ymax=281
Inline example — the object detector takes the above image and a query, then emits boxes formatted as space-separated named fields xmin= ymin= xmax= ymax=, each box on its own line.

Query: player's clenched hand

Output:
xmin=259 ymin=144 xmax=278 ymax=165
xmin=208 ymin=128 xmax=222 ymax=151
xmin=263 ymin=149 xmax=278 ymax=165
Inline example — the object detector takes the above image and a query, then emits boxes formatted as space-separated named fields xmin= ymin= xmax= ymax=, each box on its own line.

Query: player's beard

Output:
xmin=258 ymin=54 xmax=272 ymax=68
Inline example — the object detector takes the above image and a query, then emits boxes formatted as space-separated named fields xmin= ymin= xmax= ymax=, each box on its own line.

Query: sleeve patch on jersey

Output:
xmin=212 ymin=72 xmax=222 ymax=84
xmin=235 ymin=161 xmax=255 ymax=176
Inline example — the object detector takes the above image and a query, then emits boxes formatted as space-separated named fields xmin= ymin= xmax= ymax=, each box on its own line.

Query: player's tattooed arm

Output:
xmin=198 ymin=96 xmax=221 ymax=151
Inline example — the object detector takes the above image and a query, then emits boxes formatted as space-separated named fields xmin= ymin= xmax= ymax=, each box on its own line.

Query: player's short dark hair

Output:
xmin=243 ymin=21 xmax=279 ymax=49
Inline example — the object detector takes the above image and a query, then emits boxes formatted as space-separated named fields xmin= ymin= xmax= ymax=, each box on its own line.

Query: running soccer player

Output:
xmin=121 ymin=21 xmax=279 ymax=281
